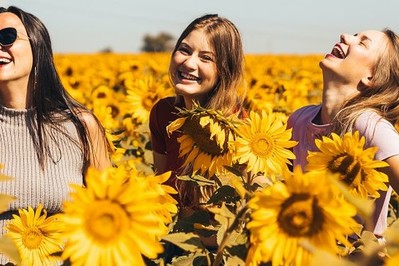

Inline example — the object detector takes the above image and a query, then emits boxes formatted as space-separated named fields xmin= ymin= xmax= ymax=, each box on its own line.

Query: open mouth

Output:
xmin=331 ymin=44 xmax=346 ymax=59
xmin=179 ymin=71 xmax=200 ymax=82
xmin=0 ymin=57 xmax=11 ymax=65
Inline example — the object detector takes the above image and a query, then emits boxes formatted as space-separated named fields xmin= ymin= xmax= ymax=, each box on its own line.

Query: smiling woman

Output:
xmin=0 ymin=5 xmax=111 ymax=265
xmin=149 ymin=14 xmax=246 ymax=194
xmin=148 ymin=13 xmax=247 ymax=261
xmin=287 ymin=28 xmax=399 ymax=242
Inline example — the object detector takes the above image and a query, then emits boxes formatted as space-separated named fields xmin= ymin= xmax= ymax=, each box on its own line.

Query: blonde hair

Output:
xmin=332 ymin=28 xmax=399 ymax=135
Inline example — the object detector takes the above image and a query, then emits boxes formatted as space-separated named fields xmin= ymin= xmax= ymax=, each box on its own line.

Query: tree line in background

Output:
xmin=100 ymin=32 xmax=176 ymax=53
xmin=141 ymin=32 xmax=175 ymax=52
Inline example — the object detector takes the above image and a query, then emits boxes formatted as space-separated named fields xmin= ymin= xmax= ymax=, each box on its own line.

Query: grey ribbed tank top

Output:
xmin=0 ymin=104 xmax=84 ymax=263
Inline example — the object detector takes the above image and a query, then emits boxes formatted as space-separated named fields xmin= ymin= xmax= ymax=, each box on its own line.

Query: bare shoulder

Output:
xmin=74 ymin=108 xmax=111 ymax=169
xmin=75 ymin=109 xmax=102 ymax=131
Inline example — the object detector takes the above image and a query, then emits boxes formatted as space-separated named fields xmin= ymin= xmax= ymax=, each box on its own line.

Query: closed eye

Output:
xmin=359 ymin=35 xmax=371 ymax=48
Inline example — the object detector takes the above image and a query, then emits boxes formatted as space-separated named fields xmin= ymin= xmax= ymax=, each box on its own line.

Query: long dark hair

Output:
xmin=0 ymin=6 xmax=107 ymax=173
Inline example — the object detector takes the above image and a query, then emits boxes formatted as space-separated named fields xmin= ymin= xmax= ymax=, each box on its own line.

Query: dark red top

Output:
xmin=150 ymin=97 xmax=247 ymax=190
xmin=149 ymin=97 xmax=185 ymax=188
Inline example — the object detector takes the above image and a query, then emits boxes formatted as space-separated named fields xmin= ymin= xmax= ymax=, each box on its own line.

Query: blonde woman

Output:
xmin=288 ymin=29 xmax=399 ymax=237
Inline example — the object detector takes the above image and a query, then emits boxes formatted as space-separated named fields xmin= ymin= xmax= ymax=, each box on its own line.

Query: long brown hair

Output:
xmin=332 ymin=28 xmax=399 ymax=135
xmin=171 ymin=14 xmax=246 ymax=116
xmin=171 ymin=14 xmax=246 ymax=209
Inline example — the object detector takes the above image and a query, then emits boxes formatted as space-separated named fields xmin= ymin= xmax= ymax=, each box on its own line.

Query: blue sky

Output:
xmin=3 ymin=0 xmax=399 ymax=54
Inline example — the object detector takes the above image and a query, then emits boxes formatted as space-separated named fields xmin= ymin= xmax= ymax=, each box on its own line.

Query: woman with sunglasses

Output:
xmin=0 ymin=5 xmax=111 ymax=263
xmin=288 ymin=29 xmax=399 ymax=241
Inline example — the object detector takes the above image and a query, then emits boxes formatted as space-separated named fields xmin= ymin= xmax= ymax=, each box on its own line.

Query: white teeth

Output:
xmin=338 ymin=49 xmax=345 ymax=58
xmin=0 ymin=58 xmax=11 ymax=63
xmin=332 ymin=47 xmax=345 ymax=59
xmin=180 ymin=72 xmax=198 ymax=81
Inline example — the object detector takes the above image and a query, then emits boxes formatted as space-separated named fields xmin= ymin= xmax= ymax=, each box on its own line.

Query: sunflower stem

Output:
xmin=212 ymin=205 xmax=249 ymax=266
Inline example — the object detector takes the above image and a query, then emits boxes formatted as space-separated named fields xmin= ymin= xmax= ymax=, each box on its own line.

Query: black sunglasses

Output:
xmin=0 ymin=27 xmax=19 ymax=47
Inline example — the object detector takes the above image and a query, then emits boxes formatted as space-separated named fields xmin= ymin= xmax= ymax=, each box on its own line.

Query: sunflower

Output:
xmin=58 ymin=167 xmax=174 ymax=266
xmin=167 ymin=104 xmax=240 ymax=177
xmin=0 ymin=164 xmax=16 ymax=213
xmin=233 ymin=110 xmax=297 ymax=178
xmin=109 ymin=159 xmax=178 ymax=224
xmin=118 ymin=59 xmax=144 ymax=77
xmin=125 ymin=75 xmax=173 ymax=124
xmin=138 ymin=171 xmax=178 ymax=224
xmin=5 ymin=204 xmax=64 ymax=266
xmin=246 ymin=166 xmax=359 ymax=266
xmin=385 ymin=219 xmax=399 ymax=266
xmin=306 ymin=131 xmax=388 ymax=199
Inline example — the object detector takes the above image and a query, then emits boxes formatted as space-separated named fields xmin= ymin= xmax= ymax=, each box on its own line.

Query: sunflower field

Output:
xmin=1 ymin=52 xmax=399 ymax=265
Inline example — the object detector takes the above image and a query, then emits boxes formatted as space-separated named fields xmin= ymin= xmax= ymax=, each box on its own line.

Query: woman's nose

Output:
xmin=340 ymin=33 xmax=353 ymax=44
xmin=183 ymin=55 xmax=198 ymax=70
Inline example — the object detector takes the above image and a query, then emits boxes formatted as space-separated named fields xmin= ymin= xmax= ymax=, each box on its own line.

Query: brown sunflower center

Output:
xmin=277 ymin=193 xmax=324 ymax=237
xmin=85 ymin=200 xmax=130 ymax=243
xmin=142 ymin=93 xmax=158 ymax=110
xmin=182 ymin=115 xmax=227 ymax=155
xmin=328 ymin=153 xmax=361 ymax=186
xmin=22 ymin=227 xmax=43 ymax=249
xmin=109 ymin=104 xmax=120 ymax=117
xmin=250 ymin=133 xmax=274 ymax=157
xmin=96 ymin=92 xmax=107 ymax=99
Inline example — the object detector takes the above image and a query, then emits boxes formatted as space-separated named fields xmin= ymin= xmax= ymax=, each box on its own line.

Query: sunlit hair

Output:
xmin=0 ymin=6 xmax=108 ymax=173
xmin=175 ymin=164 xmax=217 ymax=210
xmin=332 ymin=28 xmax=399 ymax=135
xmin=171 ymin=14 xmax=246 ymax=116
xmin=170 ymin=14 xmax=246 ymax=209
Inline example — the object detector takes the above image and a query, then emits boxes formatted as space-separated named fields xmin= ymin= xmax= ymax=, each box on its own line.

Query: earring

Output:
xmin=34 ymin=66 xmax=38 ymax=86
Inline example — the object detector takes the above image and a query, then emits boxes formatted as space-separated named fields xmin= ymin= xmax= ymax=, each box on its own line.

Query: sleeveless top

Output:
xmin=0 ymin=104 xmax=84 ymax=263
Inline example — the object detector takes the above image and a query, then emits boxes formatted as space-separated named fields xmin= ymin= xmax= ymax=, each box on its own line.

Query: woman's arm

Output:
xmin=382 ymin=155 xmax=399 ymax=194
xmin=80 ymin=112 xmax=112 ymax=171
xmin=153 ymin=150 xmax=167 ymax=174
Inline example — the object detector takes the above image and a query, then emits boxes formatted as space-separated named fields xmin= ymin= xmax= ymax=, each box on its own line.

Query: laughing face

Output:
xmin=320 ymin=30 xmax=388 ymax=87
xmin=169 ymin=29 xmax=218 ymax=107
xmin=0 ymin=12 xmax=33 ymax=86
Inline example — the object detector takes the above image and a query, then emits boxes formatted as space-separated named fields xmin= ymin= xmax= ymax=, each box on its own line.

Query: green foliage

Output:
xmin=155 ymin=165 xmax=260 ymax=265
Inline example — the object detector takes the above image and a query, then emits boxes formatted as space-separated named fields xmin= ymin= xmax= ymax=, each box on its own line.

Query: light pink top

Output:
xmin=288 ymin=105 xmax=399 ymax=235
